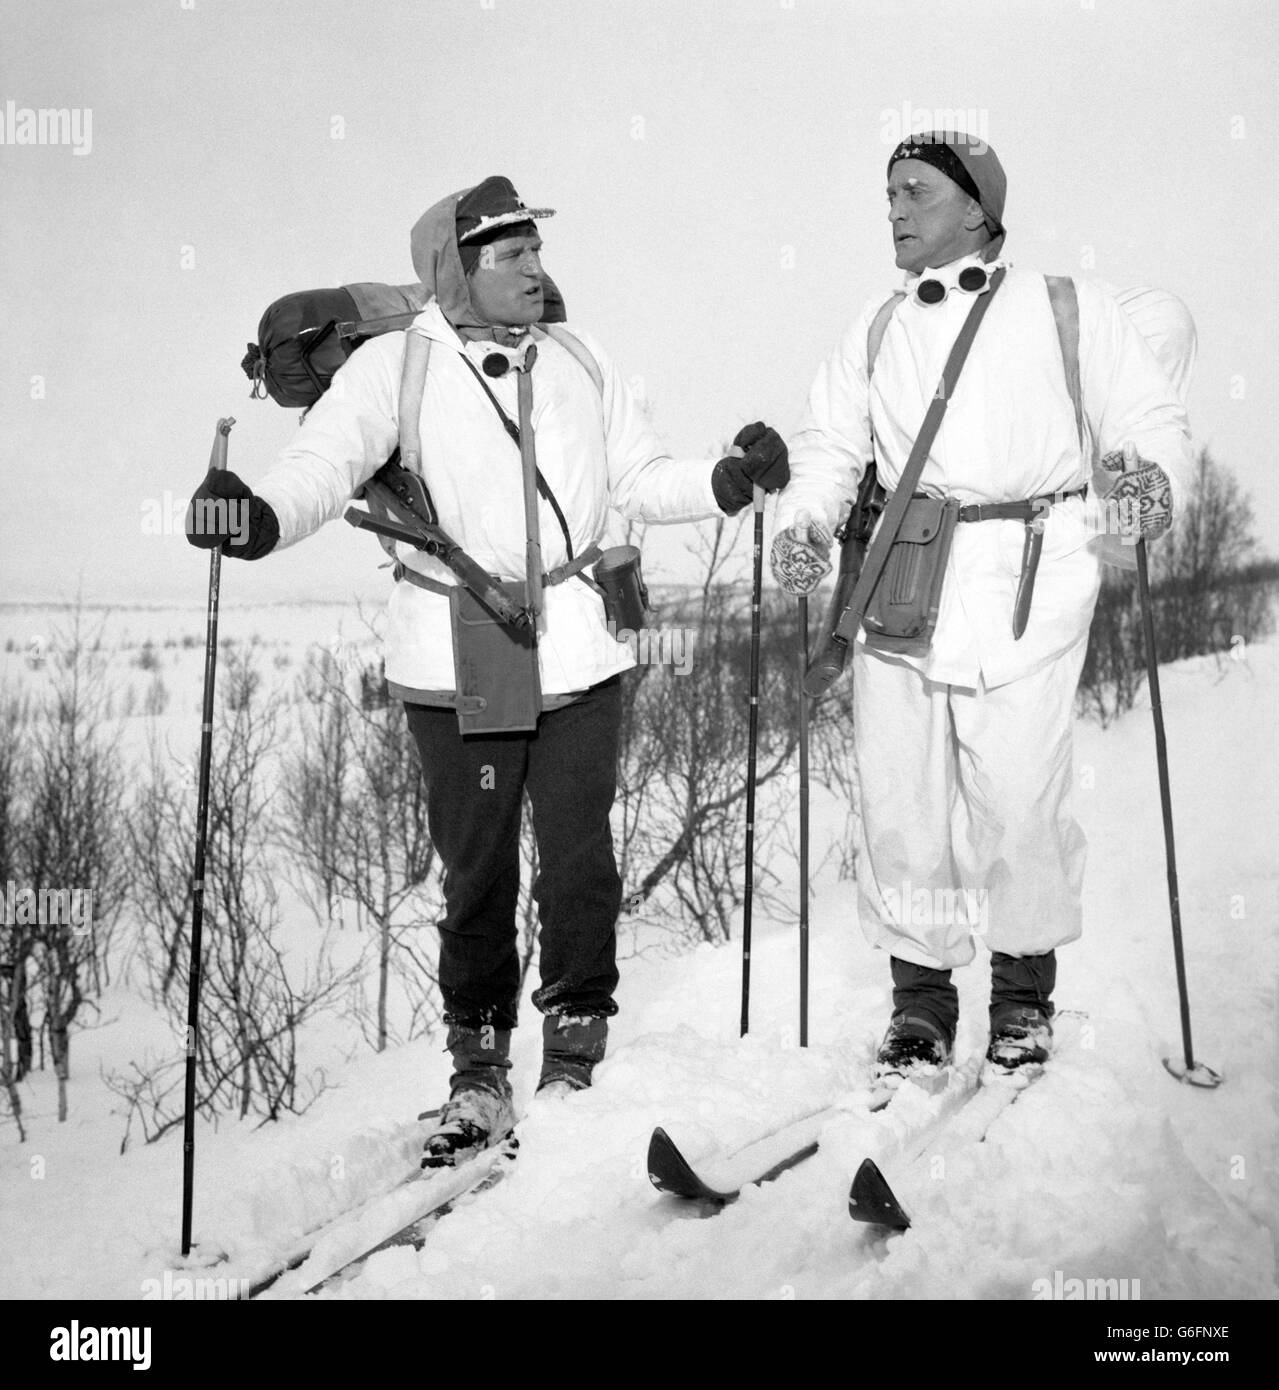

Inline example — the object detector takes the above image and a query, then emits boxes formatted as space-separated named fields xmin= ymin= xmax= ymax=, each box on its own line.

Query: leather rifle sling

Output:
xmin=516 ymin=349 xmax=544 ymax=621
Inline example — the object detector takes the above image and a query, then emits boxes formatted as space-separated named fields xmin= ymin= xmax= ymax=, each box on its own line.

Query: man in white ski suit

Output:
xmin=770 ymin=132 xmax=1193 ymax=1076
xmin=186 ymin=175 xmax=789 ymax=1160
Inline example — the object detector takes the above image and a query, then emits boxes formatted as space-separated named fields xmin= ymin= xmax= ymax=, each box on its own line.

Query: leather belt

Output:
xmin=393 ymin=543 xmax=604 ymax=598
xmin=957 ymin=485 xmax=1087 ymax=524
xmin=955 ymin=484 xmax=1087 ymax=640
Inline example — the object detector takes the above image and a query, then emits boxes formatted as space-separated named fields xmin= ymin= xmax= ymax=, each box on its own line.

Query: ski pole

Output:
xmin=740 ymin=483 xmax=765 ymax=1037
xmin=182 ymin=416 xmax=234 ymax=1256
xmin=1134 ymin=535 xmax=1221 ymax=1089
xmin=797 ymin=595 xmax=810 ymax=1048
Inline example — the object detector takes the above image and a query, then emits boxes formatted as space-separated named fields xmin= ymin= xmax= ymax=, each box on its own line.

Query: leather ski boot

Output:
xmin=536 ymin=1013 xmax=608 ymax=1096
xmin=874 ymin=957 xmax=958 ymax=1085
xmin=422 ymin=1022 xmax=516 ymax=1168
xmin=986 ymin=950 xmax=1056 ymax=1075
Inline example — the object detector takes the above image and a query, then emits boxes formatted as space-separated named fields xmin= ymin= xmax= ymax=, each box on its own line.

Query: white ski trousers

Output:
xmin=850 ymin=635 xmax=1090 ymax=969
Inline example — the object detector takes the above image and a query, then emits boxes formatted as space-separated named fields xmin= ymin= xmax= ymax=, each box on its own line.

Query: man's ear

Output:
xmin=962 ymin=198 xmax=986 ymax=233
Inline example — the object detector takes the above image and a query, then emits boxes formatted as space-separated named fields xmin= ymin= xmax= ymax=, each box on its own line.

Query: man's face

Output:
xmin=466 ymin=228 xmax=545 ymax=327
xmin=886 ymin=159 xmax=985 ymax=274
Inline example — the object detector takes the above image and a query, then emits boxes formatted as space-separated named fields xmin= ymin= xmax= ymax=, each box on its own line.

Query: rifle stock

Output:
xmin=803 ymin=465 xmax=884 ymax=698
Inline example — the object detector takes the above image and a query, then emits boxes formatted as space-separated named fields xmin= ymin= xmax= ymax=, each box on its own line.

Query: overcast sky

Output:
xmin=3 ymin=0 xmax=1275 ymax=607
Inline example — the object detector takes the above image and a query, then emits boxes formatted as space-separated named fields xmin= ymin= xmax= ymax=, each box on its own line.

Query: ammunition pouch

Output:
xmin=861 ymin=495 xmax=960 ymax=654
xmin=450 ymin=580 xmax=542 ymax=734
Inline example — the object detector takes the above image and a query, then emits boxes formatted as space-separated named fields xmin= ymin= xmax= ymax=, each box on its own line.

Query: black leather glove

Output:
xmin=712 ymin=422 xmax=790 ymax=515
xmin=185 ymin=468 xmax=280 ymax=561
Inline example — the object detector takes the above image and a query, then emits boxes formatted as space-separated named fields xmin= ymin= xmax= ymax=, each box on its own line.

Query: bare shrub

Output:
xmin=0 ymin=689 xmax=32 ymax=1137
xmin=111 ymin=653 xmax=350 ymax=1147
xmin=12 ymin=609 xmax=129 ymax=1122
xmin=143 ymin=674 xmax=169 ymax=717
xmin=615 ymin=520 xmax=799 ymax=946
xmin=1080 ymin=450 xmax=1277 ymax=724
xmin=279 ymin=649 xmax=441 ymax=1051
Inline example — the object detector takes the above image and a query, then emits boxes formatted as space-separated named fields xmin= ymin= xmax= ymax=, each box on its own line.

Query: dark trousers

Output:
xmin=405 ymin=678 xmax=623 ymax=1030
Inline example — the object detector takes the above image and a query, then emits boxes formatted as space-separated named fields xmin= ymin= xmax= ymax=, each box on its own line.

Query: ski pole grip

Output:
xmin=208 ymin=416 xmax=235 ymax=473
xmin=803 ymin=634 xmax=848 ymax=698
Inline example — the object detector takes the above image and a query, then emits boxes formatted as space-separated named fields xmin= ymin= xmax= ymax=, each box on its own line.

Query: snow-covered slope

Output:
xmin=1 ymin=628 xmax=1275 ymax=1301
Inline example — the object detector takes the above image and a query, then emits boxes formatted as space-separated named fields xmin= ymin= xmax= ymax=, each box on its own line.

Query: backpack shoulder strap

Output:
xmin=356 ymin=328 xmax=433 ymax=569
xmin=537 ymin=323 xmax=605 ymax=398
xmin=1045 ymin=275 xmax=1084 ymax=447
xmin=397 ymin=328 xmax=432 ymax=471
xmin=388 ymin=321 xmax=605 ymax=586
xmin=867 ymin=292 xmax=906 ymax=379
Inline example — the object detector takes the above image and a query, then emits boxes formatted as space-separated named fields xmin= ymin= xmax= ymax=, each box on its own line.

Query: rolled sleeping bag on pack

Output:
xmin=240 ymin=283 xmax=427 ymax=409
xmin=241 ymin=273 xmax=568 ymax=408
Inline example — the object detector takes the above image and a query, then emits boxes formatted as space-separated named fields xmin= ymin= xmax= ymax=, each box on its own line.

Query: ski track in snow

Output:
xmin=1 ymin=621 xmax=1276 ymax=1301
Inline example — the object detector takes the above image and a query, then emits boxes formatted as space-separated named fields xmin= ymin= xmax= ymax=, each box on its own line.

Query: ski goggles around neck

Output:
xmin=915 ymin=263 xmax=993 ymax=306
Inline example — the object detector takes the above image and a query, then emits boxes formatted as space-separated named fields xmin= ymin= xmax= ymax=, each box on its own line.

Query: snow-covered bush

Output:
xmin=279 ymin=648 xmax=442 ymax=1052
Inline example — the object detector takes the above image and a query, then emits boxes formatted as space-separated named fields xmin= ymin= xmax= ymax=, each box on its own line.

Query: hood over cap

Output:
xmin=410 ymin=177 xmax=563 ymax=332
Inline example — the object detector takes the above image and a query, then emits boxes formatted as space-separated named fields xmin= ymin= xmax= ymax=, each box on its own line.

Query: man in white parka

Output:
xmin=770 ymin=133 xmax=1193 ymax=1082
xmin=187 ymin=176 xmax=789 ymax=1162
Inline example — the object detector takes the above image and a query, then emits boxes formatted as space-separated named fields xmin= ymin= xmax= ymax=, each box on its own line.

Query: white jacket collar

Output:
xmin=408 ymin=299 xmax=536 ymax=369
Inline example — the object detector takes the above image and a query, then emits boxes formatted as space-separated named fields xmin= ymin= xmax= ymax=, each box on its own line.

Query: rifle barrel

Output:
xmin=343 ymin=506 xmax=529 ymax=628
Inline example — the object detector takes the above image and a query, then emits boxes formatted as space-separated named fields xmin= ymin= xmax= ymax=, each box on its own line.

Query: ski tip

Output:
xmin=848 ymin=1157 xmax=911 ymax=1231
xmin=646 ymin=1127 xmax=734 ymax=1203
xmin=646 ymin=1127 xmax=680 ymax=1194
xmin=1162 ymin=1056 xmax=1224 ymax=1089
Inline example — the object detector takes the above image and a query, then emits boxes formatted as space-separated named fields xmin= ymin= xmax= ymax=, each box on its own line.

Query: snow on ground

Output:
xmin=0 ymin=603 xmax=1275 ymax=1301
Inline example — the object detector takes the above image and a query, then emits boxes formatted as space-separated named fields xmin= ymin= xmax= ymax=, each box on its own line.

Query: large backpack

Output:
xmin=242 ymin=282 xmax=427 ymax=408
xmin=240 ymin=273 xmax=605 ymax=603
xmin=240 ymin=274 xmax=570 ymax=409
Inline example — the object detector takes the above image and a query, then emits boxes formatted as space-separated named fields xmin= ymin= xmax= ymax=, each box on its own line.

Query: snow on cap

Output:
xmin=455 ymin=175 xmax=555 ymax=246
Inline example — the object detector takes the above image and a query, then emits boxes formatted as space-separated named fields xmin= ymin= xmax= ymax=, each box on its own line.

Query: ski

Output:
xmin=245 ymin=1114 xmax=519 ymax=1298
xmin=647 ymin=1123 xmax=820 ymax=1204
xmin=244 ymin=1159 xmax=425 ymax=1297
xmin=646 ymin=1064 xmax=974 ymax=1206
xmin=243 ymin=1110 xmax=445 ymax=1298
xmin=848 ymin=1010 xmax=1088 ymax=1232
xmin=866 ymin=1060 xmax=955 ymax=1114
xmin=849 ymin=1069 xmax=1039 ymax=1231
xmin=300 ymin=1137 xmax=518 ymax=1295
